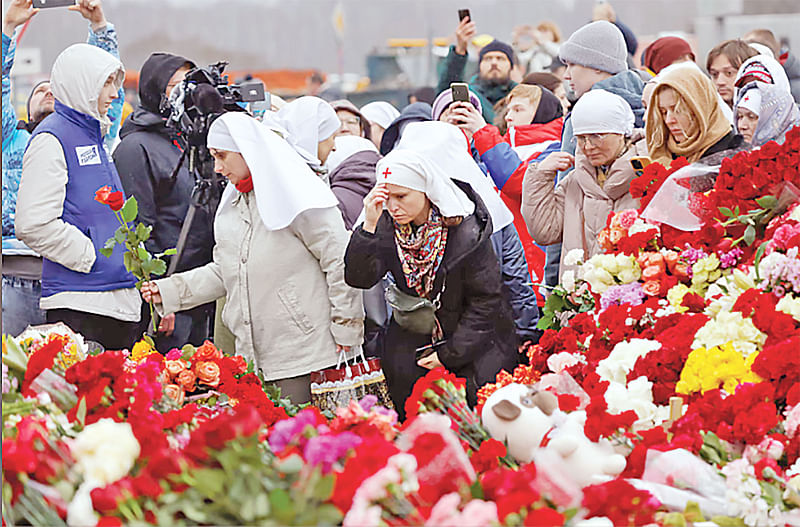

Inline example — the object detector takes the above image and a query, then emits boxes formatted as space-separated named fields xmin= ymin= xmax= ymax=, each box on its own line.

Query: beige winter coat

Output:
xmin=521 ymin=142 xmax=643 ymax=280
xmin=154 ymin=191 xmax=364 ymax=381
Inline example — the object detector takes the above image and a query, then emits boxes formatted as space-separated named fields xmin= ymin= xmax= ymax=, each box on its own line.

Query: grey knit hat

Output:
xmin=558 ymin=21 xmax=627 ymax=74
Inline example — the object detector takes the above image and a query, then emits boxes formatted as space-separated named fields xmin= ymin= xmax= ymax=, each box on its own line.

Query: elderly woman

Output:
xmin=141 ymin=113 xmax=364 ymax=404
xmin=646 ymin=65 xmax=743 ymax=166
xmin=733 ymin=55 xmax=800 ymax=147
xmin=344 ymin=122 xmax=517 ymax=418
xmin=522 ymin=90 xmax=644 ymax=280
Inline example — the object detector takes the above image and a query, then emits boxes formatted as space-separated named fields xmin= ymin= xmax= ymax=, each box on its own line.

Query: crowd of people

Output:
xmin=3 ymin=0 xmax=800 ymax=415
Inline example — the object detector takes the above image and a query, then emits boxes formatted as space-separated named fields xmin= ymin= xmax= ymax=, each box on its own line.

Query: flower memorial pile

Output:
xmin=3 ymin=129 xmax=800 ymax=526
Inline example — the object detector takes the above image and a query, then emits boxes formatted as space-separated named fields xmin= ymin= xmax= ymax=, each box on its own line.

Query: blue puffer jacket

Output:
xmin=2 ymin=24 xmax=123 ymax=251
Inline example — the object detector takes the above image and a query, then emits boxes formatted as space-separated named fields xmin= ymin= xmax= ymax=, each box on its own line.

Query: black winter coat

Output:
xmin=344 ymin=182 xmax=517 ymax=418
xmin=113 ymin=108 xmax=215 ymax=274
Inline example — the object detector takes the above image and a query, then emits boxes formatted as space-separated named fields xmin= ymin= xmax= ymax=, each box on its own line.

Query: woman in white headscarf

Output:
xmin=276 ymin=96 xmax=340 ymax=173
xmin=522 ymin=90 xmax=645 ymax=280
xmin=733 ymin=55 xmax=800 ymax=147
xmin=344 ymin=122 xmax=517 ymax=418
xmin=360 ymin=101 xmax=401 ymax=150
xmin=141 ymin=112 xmax=364 ymax=404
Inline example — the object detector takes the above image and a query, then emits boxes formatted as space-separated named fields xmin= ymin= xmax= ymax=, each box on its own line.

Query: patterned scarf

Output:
xmin=394 ymin=207 xmax=448 ymax=298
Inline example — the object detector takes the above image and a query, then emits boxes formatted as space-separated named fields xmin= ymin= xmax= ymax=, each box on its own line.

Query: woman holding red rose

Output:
xmin=15 ymin=43 xmax=141 ymax=349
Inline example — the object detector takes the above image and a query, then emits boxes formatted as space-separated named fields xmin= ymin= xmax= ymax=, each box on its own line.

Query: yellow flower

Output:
xmin=676 ymin=342 xmax=763 ymax=395
xmin=130 ymin=339 xmax=158 ymax=363
xmin=667 ymin=284 xmax=691 ymax=313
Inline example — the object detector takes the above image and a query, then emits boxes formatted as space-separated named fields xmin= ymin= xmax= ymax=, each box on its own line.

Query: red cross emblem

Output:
xmin=382 ymin=167 xmax=392 ymax=179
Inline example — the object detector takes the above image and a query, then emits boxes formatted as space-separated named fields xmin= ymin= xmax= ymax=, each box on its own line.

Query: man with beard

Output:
xmin=437 ymin=15 xmax=517 ymax=123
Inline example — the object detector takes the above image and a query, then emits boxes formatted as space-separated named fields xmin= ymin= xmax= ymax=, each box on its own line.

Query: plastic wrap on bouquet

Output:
xmin=310 ymin=349 xmax=394 ymax=413
xmin=626 ymin=448 xmax=729 ymax=517
xmin=641 ymin=164 xmax=718 ymax=231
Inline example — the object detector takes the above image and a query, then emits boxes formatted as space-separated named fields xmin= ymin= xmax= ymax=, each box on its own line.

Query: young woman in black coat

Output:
xmin=344 ymin=131 xmax=517 ymax=419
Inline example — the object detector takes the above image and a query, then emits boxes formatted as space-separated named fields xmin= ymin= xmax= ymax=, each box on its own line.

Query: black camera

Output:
xmin=161 ymin=61 xmax=265 ymax=148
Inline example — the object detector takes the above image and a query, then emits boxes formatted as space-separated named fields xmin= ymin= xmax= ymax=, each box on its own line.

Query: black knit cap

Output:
xmin=478 ymin=39 xmax=515 ymax=65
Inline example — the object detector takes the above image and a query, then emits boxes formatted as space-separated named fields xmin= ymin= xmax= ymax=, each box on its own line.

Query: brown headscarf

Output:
xmin=646 ymin=66 xmax=732 ymax=166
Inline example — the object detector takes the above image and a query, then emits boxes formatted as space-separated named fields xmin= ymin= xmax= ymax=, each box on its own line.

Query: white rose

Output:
xmin=71 ymin=418 xmax=140 ymax=486
xmin=564 ymin=249 xmax=585 ymax=267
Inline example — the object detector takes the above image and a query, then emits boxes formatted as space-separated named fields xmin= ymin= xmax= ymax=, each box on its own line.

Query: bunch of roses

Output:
xmin=598 ymin=209 xmax=661 ymax=256
xmin=158 ymin=341 xmax=247 ymax=405
xmin=629 ymin=157 xmax=689 ymax=209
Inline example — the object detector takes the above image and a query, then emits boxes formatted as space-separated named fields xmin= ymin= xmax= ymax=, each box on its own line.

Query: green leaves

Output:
xmin=120 ymin=196 xmax=138 ymax=223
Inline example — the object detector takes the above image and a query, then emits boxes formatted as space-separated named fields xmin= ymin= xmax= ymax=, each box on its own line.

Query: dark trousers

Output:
xmin=46 ymin=308 xmax=143 ymax=351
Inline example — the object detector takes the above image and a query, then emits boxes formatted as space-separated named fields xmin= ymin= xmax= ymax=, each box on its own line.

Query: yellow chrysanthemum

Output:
xmin=676 ymin=342 xmax=763 ymax=395
xmin=130 ymin=339 xmax=158 ymax=363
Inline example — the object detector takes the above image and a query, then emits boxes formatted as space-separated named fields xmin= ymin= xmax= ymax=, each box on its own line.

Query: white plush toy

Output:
xmin=481 ymin=383 xmax=627 ymax=487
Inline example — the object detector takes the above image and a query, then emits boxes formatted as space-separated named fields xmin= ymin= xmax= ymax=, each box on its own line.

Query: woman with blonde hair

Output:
xmin=646 ymin=65 xmax=744 ymax=166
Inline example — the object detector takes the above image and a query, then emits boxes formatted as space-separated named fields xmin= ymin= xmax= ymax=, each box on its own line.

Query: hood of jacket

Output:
xmin=119 ymin=106 xmax=171 ymax=140
xmin=139 ymin=52 xmax=195 ymax=115
xmin=379 ymin=102 xmax=433 ymax=155
xmin=50 ymin=43 xmax=124 ymax=136
xmin=593 ymin=70 xmax=645 ymax=128
xmin=328 ymin=150 xmax=380 ymax=194
xmin=507 ymin=118 xmax=564 ymax=148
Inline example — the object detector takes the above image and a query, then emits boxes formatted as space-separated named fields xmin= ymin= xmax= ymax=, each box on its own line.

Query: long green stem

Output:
xmin=114 ymin=210 xmax=157 ymax=335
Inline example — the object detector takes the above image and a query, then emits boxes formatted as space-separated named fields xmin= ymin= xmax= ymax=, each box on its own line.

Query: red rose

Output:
xmin=94 ymin=185 xmax=125 ymax=211
xmin=193 ymin=340 xmax=223 ymax=362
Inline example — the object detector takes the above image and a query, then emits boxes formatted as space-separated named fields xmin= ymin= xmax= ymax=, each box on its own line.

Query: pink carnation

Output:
xmin=165 ymin=348 xmax=183 ymax=361
xmin=614 ymin=210 xmax=639 ymax=230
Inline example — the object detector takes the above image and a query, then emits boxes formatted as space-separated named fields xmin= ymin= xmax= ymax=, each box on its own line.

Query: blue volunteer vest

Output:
xmin=29 ymin=100 xmax=136 ymax=297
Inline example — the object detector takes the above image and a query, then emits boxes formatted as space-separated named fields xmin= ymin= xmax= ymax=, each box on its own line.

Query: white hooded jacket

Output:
xmin=15 ymin=44 xmax=139 ymax=321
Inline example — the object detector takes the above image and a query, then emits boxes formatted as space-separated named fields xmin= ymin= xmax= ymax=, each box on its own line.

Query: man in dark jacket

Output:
xmin=113 ymin=52 xmax=216 ymax=349
xmin=437 ymin=15 xmax=517 ymax=123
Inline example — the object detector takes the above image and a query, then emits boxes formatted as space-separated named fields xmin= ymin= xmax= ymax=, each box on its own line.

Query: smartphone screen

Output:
xmin=458 ymin=9 xmax=471 ymax=22
xmin=450 ymin=82 xmax=470 ymax=103
xmin=32 ymin=0 xmax=76 ymax=8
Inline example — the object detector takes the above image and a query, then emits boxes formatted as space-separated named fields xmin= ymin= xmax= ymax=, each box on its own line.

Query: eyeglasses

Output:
xmin=575 ymin=133 xmax=610 ymax=147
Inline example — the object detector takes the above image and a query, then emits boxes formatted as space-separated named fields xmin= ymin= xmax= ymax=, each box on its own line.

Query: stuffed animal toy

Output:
xmin=481 ymin=383 xmax=626 ymax=487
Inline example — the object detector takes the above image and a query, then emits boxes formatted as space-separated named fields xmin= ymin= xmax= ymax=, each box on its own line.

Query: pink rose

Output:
xmin=194 ymin=361 xmax=221 ymax=388
xmin=164 ymin=360 xmax=187 ymax=379
xmin=642 ymin=280 xmax=662 ymax=296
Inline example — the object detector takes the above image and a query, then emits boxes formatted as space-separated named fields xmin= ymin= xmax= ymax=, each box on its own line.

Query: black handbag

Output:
xmin=384 ymin=277 xmax=445 ymax=335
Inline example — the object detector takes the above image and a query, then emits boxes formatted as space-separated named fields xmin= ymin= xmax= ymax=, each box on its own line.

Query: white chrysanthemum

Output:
xmin=777 ymin=294 xmax=800 ymax=322
xmin=693 ymin=311 xmax=767 ymax=357
xmin=71 ymin=418 xmax=140 ymax=486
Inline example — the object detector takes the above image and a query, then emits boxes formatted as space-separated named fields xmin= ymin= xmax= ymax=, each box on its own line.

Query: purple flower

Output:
xmin=268 ymin=408 xmax=322 ymax=453
xmin=303 ymin=432 xmax=362 ymax=473
xmin=718 ymin=247 xmax=744 ymax=269
xmin=600 ymin=282 xmax=646 ymax=311
xmin=680 ymin=245 xmax=707 ymax=266
xmin=359 ymin=394 xmax=378 ymax=412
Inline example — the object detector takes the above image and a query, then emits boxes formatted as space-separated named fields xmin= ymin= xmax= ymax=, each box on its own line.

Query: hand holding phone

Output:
xmin=630 ymin=156 xmax=653 ymax=174
xmin=458 ymin=8 xmax=471 ymax=22
xmin=454 ymin=10 xmax=476 ymax=55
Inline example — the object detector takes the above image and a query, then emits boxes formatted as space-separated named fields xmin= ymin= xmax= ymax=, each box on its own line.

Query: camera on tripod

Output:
xmin=159 ymin=61 xmax=265 ymax=275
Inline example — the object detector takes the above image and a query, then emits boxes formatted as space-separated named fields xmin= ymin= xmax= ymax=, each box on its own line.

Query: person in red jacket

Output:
xmin=441 ymin=84 xmax=563 ymax=299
